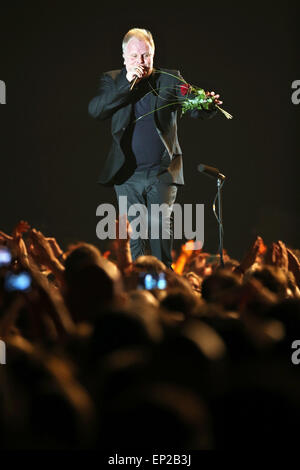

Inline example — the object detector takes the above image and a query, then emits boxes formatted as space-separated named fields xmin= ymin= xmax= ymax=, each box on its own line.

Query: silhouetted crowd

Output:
xmin=1 ymin=221 xmax=300 ymax=449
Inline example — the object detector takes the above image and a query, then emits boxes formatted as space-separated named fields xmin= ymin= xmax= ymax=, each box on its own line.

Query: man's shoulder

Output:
xmin=103 ymin=69 xmax=123 ymax=81
xmin=155 ymin=67 xmax=180 ymax=76
xmin=154 ymin=68 xmax=182 ymax=84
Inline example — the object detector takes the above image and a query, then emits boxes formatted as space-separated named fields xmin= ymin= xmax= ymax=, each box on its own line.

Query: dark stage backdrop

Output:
xmin=1 ymin=1 xmax=299 ymax=260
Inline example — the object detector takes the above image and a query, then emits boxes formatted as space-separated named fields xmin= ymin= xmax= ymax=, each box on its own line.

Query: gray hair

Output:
xmin=122 ymin=28 xmax=155 ymax=54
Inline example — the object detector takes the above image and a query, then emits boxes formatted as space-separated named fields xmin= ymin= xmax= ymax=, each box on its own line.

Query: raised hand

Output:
xmin=181 ymin=240 xmax=203 ymax=256
xmin=286 ymin=247 xmax=300 ymax=287
xmin=235 ymin=236 xmax=264 ymax=274
xmin=115 ymin=215 xmax=132 ymax=271
xmin=0 ymin=221 xmax=30 ymax=266
xmin=46 ymin=237 xmax=64 ymax=261
xmin=0 ymin=229 xmax=13 ymax=243
xmin=27 ymin=229 xmax=57 ymax=267
xmin=116 ymin=214 xmax=132 ymax=242
xmin=12 ymin=220 xmax=31 ymax=239
xmin=265 ymin=240 xmax=289 ymax=271
xmin=27 ymin=229 xmax=65 ymax=288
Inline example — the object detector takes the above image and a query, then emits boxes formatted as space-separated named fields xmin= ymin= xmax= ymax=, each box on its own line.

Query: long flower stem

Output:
xmin=215 ymin=105 xmax=233 ymax=119
xmin=153 ymin=69 xmax=188 ymax=84
xmin=134 ymin=101 xmax=180 ymax=122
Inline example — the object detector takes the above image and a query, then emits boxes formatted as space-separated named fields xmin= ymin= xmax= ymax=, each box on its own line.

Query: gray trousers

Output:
xmin=114 ymin=168 xmax=177 ymax=268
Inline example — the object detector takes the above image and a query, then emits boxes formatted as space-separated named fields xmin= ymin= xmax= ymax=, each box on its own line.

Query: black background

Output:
xmin=1 ymin=0 xmax=299 ymax=260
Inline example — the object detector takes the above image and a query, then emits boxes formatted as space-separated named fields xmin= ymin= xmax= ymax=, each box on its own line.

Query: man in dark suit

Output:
xmin=88 ymin=28 xmax=221 ymax=268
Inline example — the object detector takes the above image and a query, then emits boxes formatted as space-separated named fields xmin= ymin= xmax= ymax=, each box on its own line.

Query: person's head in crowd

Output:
xmin=64 ymin=242 xmax=102 ymax=273
xmin=161 ymin=288 xmax=199 ymax=318
xmin=0 ymin=336 xmax=95 ymax=449
xmin=185 ymin=252 xmax=210 ymax=277
xmin=183 ymin=271 xmax=202 ymax=296
xmin=165 ymin=269 xmax=197 ymax=292
xmin=127 ymin=289 xmax=160 ymax=309
xmin=201 ymin=269 xmax=241 ymax=307
xmin=133 ymin=255 xmax=166 ymax=273
xmin=64 ymin=242 xmax=124 ymax=322
xmin=88 ymin=307 xmax=163 ymax=359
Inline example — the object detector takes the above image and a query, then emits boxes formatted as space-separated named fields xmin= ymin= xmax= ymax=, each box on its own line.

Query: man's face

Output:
xmin=123 ymin=38 xmax=154 ymax=78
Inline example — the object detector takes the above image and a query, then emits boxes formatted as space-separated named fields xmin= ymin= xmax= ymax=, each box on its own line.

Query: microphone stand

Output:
xmin=216 ymin=177 xmax=225 ymax=268
xmin=198 ymin=163 xmax=226 ymax=268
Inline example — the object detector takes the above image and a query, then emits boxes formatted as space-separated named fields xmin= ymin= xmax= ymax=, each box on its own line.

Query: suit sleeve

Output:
xmin=175 ymin=70 xmax=218 ymax=120
xmin=88 ymin=72 xmax=132 ymax=120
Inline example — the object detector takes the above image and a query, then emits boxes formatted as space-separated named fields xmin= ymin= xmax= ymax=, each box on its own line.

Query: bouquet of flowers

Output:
xmin=179 ymin=82 xmax=233 ymax=119
xmin=134 ymin=70 xmax=233 ymax=122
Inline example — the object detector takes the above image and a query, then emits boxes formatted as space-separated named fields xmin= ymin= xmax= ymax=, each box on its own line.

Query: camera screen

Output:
xmin=4 ymin=272 xmax=32 ymax=292
xmin=138 ymin=272 xmax=167 ymax=290
xmin=0 ymin=247 xmax=12 ymax=267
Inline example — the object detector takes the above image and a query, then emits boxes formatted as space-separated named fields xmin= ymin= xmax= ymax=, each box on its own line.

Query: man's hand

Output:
xmin=206 ymin=91 xmax=223 ymax=105
xmin=126 ymin=65 xmax=149 ymax=84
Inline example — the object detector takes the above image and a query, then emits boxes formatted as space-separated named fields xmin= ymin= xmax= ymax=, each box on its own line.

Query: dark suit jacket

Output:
xmin=88 ymin=67 xmax=217 ymax=186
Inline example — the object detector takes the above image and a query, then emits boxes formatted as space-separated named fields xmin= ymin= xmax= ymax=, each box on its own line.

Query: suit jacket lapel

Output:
xmin=113 ymin=68 xmax=133 ymax=136
xmin=148 ymin=68 xmax=160 ymax=127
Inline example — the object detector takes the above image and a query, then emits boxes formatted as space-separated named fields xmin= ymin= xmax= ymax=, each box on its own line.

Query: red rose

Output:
xmin=180 ymin=83 xmax=190 ymax=96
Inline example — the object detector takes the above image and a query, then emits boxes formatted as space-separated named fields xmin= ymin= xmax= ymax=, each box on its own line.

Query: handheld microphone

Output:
xmin=130 ymin=66 xmax=149 ymax=90
xmin=197 ymin=163 xmax=226 ymax=180
xmin=130 ymin=75 xmax=138 ymax=91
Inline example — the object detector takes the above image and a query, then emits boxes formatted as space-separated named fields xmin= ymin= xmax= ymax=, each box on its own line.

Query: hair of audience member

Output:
xmin=64 ymin=244 xmax=124 ymax=322
xmin=133 ymin=255 xmax=166 ymax=273
xmin=64 ymin=242 xmax=103 ymax=280
xmin=165 ymin=270 xmax=196 ymax=292
xmin=127 ymin=289 xmax=160 ymax=309
xmin=201 ymin=270 xmax=241 ymax=304
xmin=200 ymin=315 xmax=258 ymax=362
xmin=88 ymin=306 xmax=163 ymax=359
xmin=161 ymin=288 xmax=199 ymax=318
